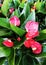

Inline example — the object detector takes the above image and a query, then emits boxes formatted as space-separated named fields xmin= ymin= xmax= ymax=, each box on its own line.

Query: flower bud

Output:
xmin=9 ymin=8 xmax=14 ymax=14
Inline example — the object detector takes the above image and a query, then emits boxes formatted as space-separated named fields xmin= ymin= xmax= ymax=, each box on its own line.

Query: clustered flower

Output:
xmin=2 ymin=16 xmax=42 ymax=54
xmin=24 ymin=21 xmax=42 ymax=54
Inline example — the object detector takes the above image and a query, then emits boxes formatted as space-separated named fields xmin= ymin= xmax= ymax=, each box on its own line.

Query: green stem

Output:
xmin=7 ymin=49 xmax=15 ymax=65
xmin=14 ymin=48 xmax=15 ymax=65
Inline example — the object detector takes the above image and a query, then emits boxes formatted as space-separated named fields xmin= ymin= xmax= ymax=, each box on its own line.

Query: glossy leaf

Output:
xmin=21 ymin=10 xmax=35 ymax=29
xmin=22 ymin=55 xmax=39 ymax=65
xmin=0 ymin=30 xmax=12 ymax=36
xmin=10 ymin=24 xmax=26 ymax=36
xmin=0 ymin=18 xmax=10 ymax=29
xmin=8 ymin=49 xmax=14 ymax=65
xmin=11 ymin=9 xmax=20 ymax=17
xmin=36 ymin=29 xmax=46 ymax=41
xmin=0 ymin=47 xmax=11 ymax=57
xmin=0 ymin=57 xmax=6 ymax=65
xmin=1 ymin=0 xmax=12 ymax=16
xmin=20 ymin=3 xmax=30 ymax=18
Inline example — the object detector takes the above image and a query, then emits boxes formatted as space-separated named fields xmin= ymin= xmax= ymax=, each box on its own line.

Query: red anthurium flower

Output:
xmin=25 ymin=31 xmax=39 ymax=39
xmin=30 ymin=39 xmax=42 ymax=54
xmin=24 ymin=39 xmax=42 ymax=54
xmin=2 ymin=38 xmax=14 ymax=47
xmin=17 ymin=37 xmax=21 ymax=41
xmin=9 ymin=8 xmax=14 ymax=14
xmin=24 ymin=39 xmax=31 ymax=48
xmin=25 ymin=21 xmax=38 ymax=33
xmin=9 ymin=16 xmax=20 ymax=26
xmin=24 ymin=21 xmax=42 ymax=54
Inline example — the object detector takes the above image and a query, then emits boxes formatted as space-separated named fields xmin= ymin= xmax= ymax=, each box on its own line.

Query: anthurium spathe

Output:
xmin=25 ymin=21 xmax=39 ymax=39
xmin=24 ymin=39 xmax=31 ymax=48
xmin=25 ymin=21 xmax=39 ymax=33
xmin=24 ymin=39 xmax=42 ymax=54
xmin=3 ymin=38 xmax=14 ymax=47
xmin=30 ymin=39 xmax=42 ymax=54
xmin=25 ymin=31 xmax=39 ymax=39
xmin=9 ymin=16 xmax=20 ymax=26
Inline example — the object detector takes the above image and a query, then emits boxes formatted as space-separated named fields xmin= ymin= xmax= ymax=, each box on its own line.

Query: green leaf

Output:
xmin=20 ymin=3 xmax=30 ymax=18
xmin=13 ymin=0 xmax=20 ymax=8
xmin=36 ymin=29 xmax=46 ymax=41
xmin=8 ymin=49 xmax=14 ymax=65
xmin=0 ymin=47 xmax=11 ymax=57
xmin=42 ymin=59 xmax=46 ymax=65
xmin=22 ymin=55 xmax=39 ymax=65
xmin=19 ymin=2 xmax=25 ymax=8
xmin=22 ymin=0 xmax=27 ymax=3
xmin=0 ymin=38 xmax=3 ymax=46
xmin=0 ymin=18 xmax=10 ymax=29
xmin=1 ymin=0 xmax=12 ymax=16
xmin=10 ymin=24 xmax=26 ymax=36
xmin=15 ymin=50 xmax=22 ymax=65
xmin=39 ymin=2 xmax=46 ymax=14
xmin=27 ymin=0 xmax=34 ymax=3
xmin=0 ymin=30 xmax=12 ymax=36
xmin=11 ymin=9 xmax=20 ymax=17
xmin=35 ymin=2 xmax=42 ymax=10
xmin=21 ymin=10 xmax=35 ymax=29
xmin=0 ymin=57 xmax=6 ymax=65
xmin=36 ymin=2 xmax=46 ymax=14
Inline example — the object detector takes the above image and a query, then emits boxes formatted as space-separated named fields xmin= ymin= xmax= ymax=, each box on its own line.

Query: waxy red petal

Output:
xmin=24 ymin=39 xmax=42 ymax=54
xmin=24 ymin=39 xmax=31 ymax=48
xmin=3 ymin=39 xmax=14 ymax=47
xmin=25 ymin=31 xmax=39 ymax=39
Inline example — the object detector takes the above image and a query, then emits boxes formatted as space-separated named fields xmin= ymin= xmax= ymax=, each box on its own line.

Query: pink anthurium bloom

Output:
xmin=25 ymin=21 xmax=39 ymax=33
xmin=9 ymin=16 xmax=20 ymax=26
